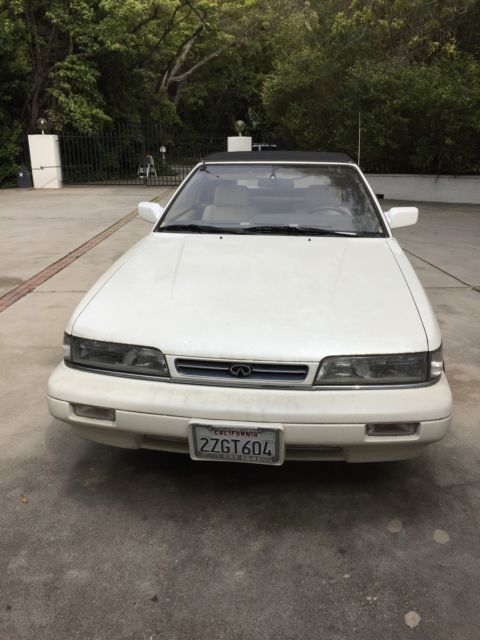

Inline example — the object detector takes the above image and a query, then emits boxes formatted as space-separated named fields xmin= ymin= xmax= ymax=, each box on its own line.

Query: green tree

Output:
xmin=262 ymin=0 xmax=480 ymax=172
xmin=335 ymin=55 xmax=480 ymax=173
xmin=0 ymin=0 xmax=30 ymax=184
xmin=2 ymin=0 xmax=480 ymax=184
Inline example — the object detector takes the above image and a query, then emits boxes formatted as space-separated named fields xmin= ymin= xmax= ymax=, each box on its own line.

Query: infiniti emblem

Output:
xmin=229 ymin=363 xmax=253 ymax=378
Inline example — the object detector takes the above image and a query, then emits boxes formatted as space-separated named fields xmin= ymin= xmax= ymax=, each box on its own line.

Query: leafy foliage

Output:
xmin=334 ymin=55 xmax=480 ymax=173
xmin=263 ymin=0 xmax=480 ymax=172
xmin=47 ymin=56 xmax=110 ymax=133
xmin=1 ymin=0 xmax=480 ymax=184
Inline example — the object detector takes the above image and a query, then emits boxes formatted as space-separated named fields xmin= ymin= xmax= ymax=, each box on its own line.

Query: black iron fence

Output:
xmin=16 ymin=124 xmax=480 ymax=188
xmin=59 ymin=126 xmax=227 ymax=186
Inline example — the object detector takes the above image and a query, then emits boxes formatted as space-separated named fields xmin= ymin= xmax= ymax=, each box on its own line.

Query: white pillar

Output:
xmin=28 ymin=134 xmax=63 ymax=188
xmin=227 ymin=136 xmax=252 ymax=152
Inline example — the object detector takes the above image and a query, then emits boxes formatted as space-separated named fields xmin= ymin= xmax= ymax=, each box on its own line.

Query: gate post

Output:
xmin=227 ymin=136 xmax=252 ymax=152
xmin=28 ymin=134 xmax=63 ymax=188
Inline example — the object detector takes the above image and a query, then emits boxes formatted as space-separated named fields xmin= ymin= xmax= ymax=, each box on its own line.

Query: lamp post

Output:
xmin=234 ymin=120 xmax=246 ymax=137
xmin=227 ymin=119 xmax=252 ymax=152
xmin=159 ymin=145 xmax=166 ymax=165
xmin=37 ymin=117 xmax=48 ymax=135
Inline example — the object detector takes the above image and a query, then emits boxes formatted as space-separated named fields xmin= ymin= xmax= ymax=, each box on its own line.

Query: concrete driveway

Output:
xmin=0 ymin=190 xmax=479 ymax=640
xmin=0 ymin=186 xmax=167 ymax=297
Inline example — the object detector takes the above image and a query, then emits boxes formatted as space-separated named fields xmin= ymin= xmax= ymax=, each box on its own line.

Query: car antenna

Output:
xmin=200 ymin=157 xmax=207 ymax=171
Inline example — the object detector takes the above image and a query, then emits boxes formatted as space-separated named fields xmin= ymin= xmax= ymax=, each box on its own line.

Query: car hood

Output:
xmin=71 ymin=233 xmax=427 ymax=361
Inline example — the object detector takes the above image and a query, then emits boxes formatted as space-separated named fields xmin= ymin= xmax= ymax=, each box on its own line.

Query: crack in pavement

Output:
xmin=404 ymin=249 xmax=475 ymax=288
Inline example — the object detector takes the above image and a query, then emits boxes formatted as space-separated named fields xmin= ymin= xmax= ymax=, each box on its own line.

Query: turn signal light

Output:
xmin=366 ymin=422 xmax=418 ymax=437
xmin=72 ymin=403 xmax=115 ymax=421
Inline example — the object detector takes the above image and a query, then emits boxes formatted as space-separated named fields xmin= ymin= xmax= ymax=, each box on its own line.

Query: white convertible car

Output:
xmin=48 ymin=151 xmax=452 ymax=464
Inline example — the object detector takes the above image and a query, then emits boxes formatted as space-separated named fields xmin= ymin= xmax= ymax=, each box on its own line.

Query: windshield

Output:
xmin=158 ymin=164 xmax=385 ymax=236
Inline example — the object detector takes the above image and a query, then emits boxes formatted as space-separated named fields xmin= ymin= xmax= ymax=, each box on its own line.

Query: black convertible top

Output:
xmin=205 ymin=151 xmax=354 ymax=163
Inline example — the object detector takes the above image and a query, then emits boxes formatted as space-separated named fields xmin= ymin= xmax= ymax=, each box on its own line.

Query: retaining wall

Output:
xmin=365 ymin=174 xmax=480 ymax=204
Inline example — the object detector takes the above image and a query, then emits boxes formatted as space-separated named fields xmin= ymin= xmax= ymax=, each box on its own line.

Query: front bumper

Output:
xmin=47 ymin=362 xmax=452 ymax=462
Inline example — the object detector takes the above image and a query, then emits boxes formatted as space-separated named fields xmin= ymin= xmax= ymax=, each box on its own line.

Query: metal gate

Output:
xmin=59 ymin=126 xmax=226 ymax=186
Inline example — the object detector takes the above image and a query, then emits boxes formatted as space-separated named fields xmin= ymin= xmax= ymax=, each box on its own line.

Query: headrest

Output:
xmin=214 ymin=183 xmax=250 ymax=207
xmin=304 ymin=185 xmax=340 ymax=209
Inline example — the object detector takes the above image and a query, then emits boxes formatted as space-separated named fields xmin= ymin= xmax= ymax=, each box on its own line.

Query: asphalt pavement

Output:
xmin=0 ymin=190 xmax=479 ymax=640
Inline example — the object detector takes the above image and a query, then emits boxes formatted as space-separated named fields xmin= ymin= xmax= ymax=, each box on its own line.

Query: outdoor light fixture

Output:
xmin=234 ymin=120 xmax=246 ymax=136
xmin=37 ymin=117 xmax=48 ymax=135
xmin=159 ymin=145 xmax=166 ymax=164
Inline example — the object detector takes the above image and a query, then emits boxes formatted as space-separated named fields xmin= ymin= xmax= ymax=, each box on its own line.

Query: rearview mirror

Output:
xmin=138 ymin=201 xmax=164 ymax=224
xmin=385 ymin=206 xmax=418 ymax=229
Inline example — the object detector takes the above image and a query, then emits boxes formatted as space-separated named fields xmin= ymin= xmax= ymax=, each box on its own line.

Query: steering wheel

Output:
xmin=307 ymin=206 xmax=350 ymax=216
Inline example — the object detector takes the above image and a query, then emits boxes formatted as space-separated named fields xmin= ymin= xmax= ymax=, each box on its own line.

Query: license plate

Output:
xmin=189 ymin=422 xmax=284 ymax=466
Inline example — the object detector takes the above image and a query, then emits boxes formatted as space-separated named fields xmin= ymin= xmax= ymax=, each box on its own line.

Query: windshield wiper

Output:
xmin=159 ymin=224 xmax=243 ymax=234
xmin=243 ymin=225 xmax=358 ymax=237
xmin=159 ymin=223 xmax=380 ymax=237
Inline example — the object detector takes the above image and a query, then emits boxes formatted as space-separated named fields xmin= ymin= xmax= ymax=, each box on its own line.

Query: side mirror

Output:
xmin=385 ymin=206 xmax=418 ymax=229
xmin=138 ymin=201 xmax=164 ymax=224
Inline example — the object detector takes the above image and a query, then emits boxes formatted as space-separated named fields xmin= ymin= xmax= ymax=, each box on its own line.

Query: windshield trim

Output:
xmin=203 ymin=161 xmax=354 ymax=165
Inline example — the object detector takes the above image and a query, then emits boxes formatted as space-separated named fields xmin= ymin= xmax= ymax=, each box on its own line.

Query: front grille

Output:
xmin=175 ymin=359 xmax=308 ymax=383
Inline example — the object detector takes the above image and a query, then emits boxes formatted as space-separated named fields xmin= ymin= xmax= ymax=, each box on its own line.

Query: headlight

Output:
xmin=64 ymin=334 xmax=170 ymax=378
xmin=315 ymin=351 xmax=436 ymax=385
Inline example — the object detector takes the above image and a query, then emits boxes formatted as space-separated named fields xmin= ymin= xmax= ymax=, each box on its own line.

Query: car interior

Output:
xmin=162 ymin=165 xmax=383 ymax=233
